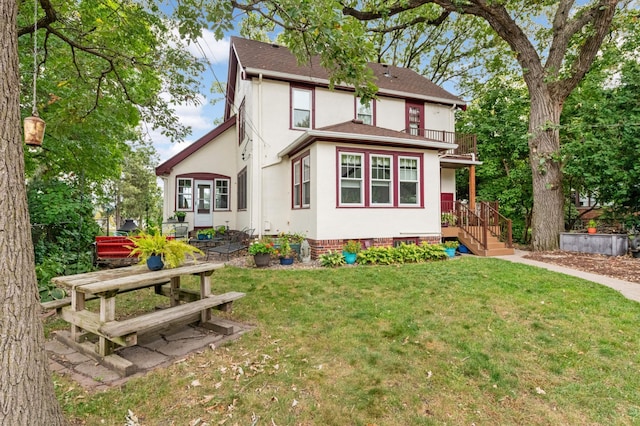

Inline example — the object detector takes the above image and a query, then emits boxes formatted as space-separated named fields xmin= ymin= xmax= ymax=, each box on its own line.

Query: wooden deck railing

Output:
xmin=454 ymin=201 xmax=513 ymax=250
xmin=404 ymin=128 xmax=477 ymax=157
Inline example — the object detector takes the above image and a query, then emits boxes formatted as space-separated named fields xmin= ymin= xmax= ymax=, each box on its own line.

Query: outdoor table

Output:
xmin=51 ymin=261 xmax=244 ymax=373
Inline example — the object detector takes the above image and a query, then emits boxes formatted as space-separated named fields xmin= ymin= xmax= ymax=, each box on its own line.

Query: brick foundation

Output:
xmin=308 ymin=236 xmax=442 ymax=259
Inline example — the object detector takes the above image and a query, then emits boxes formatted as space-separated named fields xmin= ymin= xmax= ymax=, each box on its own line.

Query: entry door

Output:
xmin=194 ymin=180 xmax=213 ymax=227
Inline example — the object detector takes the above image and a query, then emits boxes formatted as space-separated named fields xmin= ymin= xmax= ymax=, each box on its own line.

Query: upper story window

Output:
xmin=215 ymin=179 xmax=229 ymax=210
xmin=292 ymin=87 xmax=312 ymax=129
xmin=238 ymin=98 xmax=246 ymax=145
xmin=292 ymin=153 xmax=311 ymax=209
xmin=356 ymin=97 xmax=373 ymax=125
xmin=406 ymin=102 xmax=424 ymax=136
xmin=340 ymin=153 xmax=364 ymax=205
xmin=177 ymin=178 xmax=192 ymax=210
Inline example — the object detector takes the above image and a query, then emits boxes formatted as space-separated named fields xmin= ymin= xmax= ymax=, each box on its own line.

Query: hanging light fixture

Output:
xmin=24 ymin=0 xmax=45 ymax=147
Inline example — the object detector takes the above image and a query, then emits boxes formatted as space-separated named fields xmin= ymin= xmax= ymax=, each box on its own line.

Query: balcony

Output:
xmin=403 ymin=128 xmax=477 ymax=158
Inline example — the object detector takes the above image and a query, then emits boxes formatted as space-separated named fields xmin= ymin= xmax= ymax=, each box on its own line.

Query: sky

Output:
xmin=151 ymin=30 xmax=232 ymax=164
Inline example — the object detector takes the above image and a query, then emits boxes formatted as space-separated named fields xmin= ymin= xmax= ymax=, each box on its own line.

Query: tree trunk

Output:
xmin=528 ymin=89 xmax=565 ymax=251
xmin=0 ymin=0 xmax=66 ymax=423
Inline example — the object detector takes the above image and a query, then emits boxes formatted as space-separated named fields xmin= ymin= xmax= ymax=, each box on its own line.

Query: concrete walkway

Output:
xmin=496 ymin=250 xmax=640 ymax=303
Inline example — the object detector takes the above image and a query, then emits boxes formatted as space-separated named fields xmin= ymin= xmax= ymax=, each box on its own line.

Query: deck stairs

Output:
xmin=447 ymin=202 xmax=514 ymax=257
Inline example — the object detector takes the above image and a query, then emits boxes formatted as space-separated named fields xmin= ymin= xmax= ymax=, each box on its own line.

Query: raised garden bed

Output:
xmin=559 ymin=232 xmax=628 ymax=257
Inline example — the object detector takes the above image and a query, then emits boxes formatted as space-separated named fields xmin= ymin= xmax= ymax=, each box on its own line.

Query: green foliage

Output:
xmin=588 ymin=219 xmax=597 ymax=228
xmin=319 ymin=250 xmax=345 ymax=267
xmin=127 ymin=231 xmax=203 ymax=268
xmin=28 ymin=179 xmax=99 ymax=297
xmin=174 ymin=211 xmax=187 ymax=219
xmin=342 ymin=240 xmax=361 ymax=254
xmin=248 ymin=238 xmax=276 ymax=255
xmin=353 ymin=242 xmax=447 ymax=266
xmin=277 ymin=231 xmax=306 ymax=244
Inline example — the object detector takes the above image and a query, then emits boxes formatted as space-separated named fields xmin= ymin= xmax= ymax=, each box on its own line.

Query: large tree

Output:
xmin=0 ymin=0 xmax=65 ymax=423
xmin=178 ymin=0 xmax=626 ymax=250
xmin=3 ymin=0 xmax=203 ymax=422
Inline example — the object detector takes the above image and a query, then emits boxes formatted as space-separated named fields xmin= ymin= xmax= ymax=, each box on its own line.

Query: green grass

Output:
xmin=50 ymin=257 xmax=640 ymax=425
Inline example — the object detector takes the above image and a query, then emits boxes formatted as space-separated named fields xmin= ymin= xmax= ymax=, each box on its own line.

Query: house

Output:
xmin=156 ymin=36 xmax=512 ymax=257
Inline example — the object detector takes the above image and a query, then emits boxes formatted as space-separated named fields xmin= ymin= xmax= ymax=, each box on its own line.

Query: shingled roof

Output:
xmin=228 ymin=37 xmax=464 ymax=108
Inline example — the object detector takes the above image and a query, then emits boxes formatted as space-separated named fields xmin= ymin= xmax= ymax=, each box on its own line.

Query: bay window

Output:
xmin=340 ymin=153 xmax=364 ymax=205
xmin=292 ymin=153 xmax=311 ymax=209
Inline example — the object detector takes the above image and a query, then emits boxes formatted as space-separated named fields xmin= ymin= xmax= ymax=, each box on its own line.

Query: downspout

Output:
xmin=257 ymin=73 xmax=263 ymax=237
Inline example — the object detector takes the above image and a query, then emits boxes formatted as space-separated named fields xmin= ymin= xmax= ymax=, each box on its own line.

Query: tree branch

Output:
xmin=17 ymin=0 xmax=57 ymax=37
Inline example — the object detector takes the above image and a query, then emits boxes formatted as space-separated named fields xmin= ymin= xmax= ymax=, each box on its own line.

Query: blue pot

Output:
xmin=146 ymin=255 xmax=164 ymax=271
xmin=279 ymin=257 xmax=294 ymax=265
xmin=343 ymin=251 xmax=357 ymax=264
xmin=198 ymin=234 xmax=205 ymax=240
xmin=458 ymin=244 xmax=469 ymax=254
xmin=444 ymin=248 xmax=456 ymax=258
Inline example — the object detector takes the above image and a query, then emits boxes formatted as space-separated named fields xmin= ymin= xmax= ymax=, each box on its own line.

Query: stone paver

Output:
xmin=46 ymin=321 xmax=250 ymax=389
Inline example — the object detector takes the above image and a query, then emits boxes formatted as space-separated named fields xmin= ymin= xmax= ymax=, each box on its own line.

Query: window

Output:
xmin=340 ymin=153 xmax=364 ymax=205
xmin=399 ymin=157 xmax=419 ymax=205
xmin=238 ymin=98 xmax=246 ymax=144
xmin=337 ymin=149 xmax=422 ymax=208
xmin=177 ymin=178 xmax=192 ymax=210
xmin=370 ymin=155 xmax=392 ymax=205
xmin=292 ymin=87 xmax=312 ymax=129
xmin=215 ymin=179 xmax=229 ymax=210
xmin=356 ymin=97 xmax=373 ymax=125
xmin=406 ymin=102 xmax=424 ymax=136
xmin=292 ymin=154 xmax=311 ymax=209
xmin=237 ymin=168 xmax=247 ymax=210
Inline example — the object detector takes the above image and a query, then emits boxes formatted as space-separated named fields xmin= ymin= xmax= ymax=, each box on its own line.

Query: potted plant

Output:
xmin=276 ymin=239 xmax=295 ymax=265
xmin=175 ymin=211 xmax=187 ymax=223
xmin=127 ymin=231 xmax=203 ymax=270
xmin=278 ymin=231 xmax=306 ymax=257
xmin=197 ymin=228 xmax=215 ymax=240
xmin=248 ymin=237 xmax=275 ymax=267
xmin=342 ymin=240 xmax=361 ymax=264
xmin=442 ymin=240 xmax=459 ymax=258
xmin=587 ymin=219 xmax=597 ymax=234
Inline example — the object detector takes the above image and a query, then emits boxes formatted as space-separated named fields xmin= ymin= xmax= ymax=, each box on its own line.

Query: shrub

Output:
xmin=319 ymin=250 xmax=346 ymax=267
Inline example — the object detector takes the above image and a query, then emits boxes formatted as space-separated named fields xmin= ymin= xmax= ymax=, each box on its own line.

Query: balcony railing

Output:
xmin=403 ymin=128 xmax=477 ymax=157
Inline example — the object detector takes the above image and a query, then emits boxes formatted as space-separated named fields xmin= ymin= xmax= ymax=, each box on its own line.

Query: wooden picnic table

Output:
xmin=51 ymin=261 xmax=245 ymax=362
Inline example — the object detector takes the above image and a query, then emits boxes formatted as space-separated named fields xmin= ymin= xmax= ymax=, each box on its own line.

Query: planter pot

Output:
xmin=253 ymin=253 xmax=271 ymax=267
xmin=290 ymin=243 xmax=301 ymax=257
xmin=587 ymin=227 xmax=597 ymax=234
xmin=198 ymin=234 xmax=205 ymax=240
xmin=444 ymin=248 xmax=456 ymax=258
xmin=560 ymin=232 xmax=628 ymax=256
xmin=458 ymin=244 xmax=469 ymax=254
xmin=343 ymin=251 xmax=357 ymax=264
xmin=279 ymin=257 xmax=294 ymax=266
xmin=631 ymin=250 xmax=640 ymax=259
xmin=146 ymin=255 xmax=164 ymax=271
xmin=177 ymin=216 xmax=185 ymax=223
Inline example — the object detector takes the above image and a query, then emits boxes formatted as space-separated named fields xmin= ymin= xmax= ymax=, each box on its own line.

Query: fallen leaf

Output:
xmin=292 ymin=399 xmax=299 ymax=407
xmin=191 ymin=379 xmax=202 ymax=387
xmin=535 ymin=387 xmax=546 ymax=395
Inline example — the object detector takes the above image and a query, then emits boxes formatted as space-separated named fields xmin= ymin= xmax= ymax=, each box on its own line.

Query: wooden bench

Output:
xmin=99 ymin=291 xmax=245 ymax=345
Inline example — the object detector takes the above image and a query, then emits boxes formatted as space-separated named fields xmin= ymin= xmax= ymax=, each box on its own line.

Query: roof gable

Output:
xmin=155 ymin=116 xmax=236 ymax=176
xmin=229 ymin=36 xmax=464 ymax=107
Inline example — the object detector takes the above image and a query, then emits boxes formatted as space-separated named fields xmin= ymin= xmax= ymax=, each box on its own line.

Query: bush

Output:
xmin=319 ymin=250 xmax=346 ymax=267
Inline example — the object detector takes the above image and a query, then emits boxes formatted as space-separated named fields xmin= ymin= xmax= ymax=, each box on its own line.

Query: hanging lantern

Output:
xmin=24 ymin=114 xmax=46 ymax=146
xmin=25 ymin=0 xmax=45 ymax=147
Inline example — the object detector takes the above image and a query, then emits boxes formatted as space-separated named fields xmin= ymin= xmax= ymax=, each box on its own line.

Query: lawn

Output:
xmin=51 ymin=257 xmax=640 ymax=425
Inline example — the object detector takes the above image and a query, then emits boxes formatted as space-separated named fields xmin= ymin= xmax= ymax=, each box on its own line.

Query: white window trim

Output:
xmin=214 ymin=178 xmax=230 ymax=211
xmin=398 ymin=156 xmax=420 ymax=206
xmin=302 ymin=156 xmax=311 ymax=208
xmin=293 ymin=159 xmax=302 ymax=208
xmin=176 ymin=178 xmax=193 ymax=211
xmin=339 ymin=152 xmax=364 ymax=207
xmin=292 ymin=87 xmax=312 ymax=129
xmin=369 ymin=154 xmax=393 ymax=206
xmin=356 ymin=97 xmax=373 ymax=125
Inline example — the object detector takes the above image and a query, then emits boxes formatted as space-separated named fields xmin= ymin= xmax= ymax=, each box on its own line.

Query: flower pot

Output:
xmin=587 ymin=227 xmax=597 ymax=234
xmin=146 ymin=255 xmax=164 ymax=271
xmin=458 ymin=244 xmax=469 ymax=254
xmin=198 ymin=234 xmax=205 ymax=240
xmin=279 ymin=257 xmax=294 ymax=265
xmin=444 ymin=248 xmax=456 ymax=258
xmin=290 ymin=243 xmax=301 ymax=257
xmin=631 ymin=250 xmax=640 ymax=259
xmin=343 ymin=251 xmax=357 ymax=264
xmin=177 ymin=216 xmax=185 ymax=223
xmin=253 ymin=253 xmax=271 ymax=267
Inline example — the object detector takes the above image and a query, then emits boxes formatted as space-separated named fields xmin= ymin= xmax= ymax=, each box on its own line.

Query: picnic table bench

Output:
xmin=50 ymin=261 xmax=244 ymax=376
